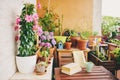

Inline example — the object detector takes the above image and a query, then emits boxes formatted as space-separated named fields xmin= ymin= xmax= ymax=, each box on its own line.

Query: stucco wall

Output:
xmin=37 ymin=0 xmax=102 ymax=35
xmin=93 ymin=0 xmax=102 ymax=35
xmin=0 ymin=0 xmax=35 ymax=80
xmin=37 ymin=0 xmax=93 ymax=33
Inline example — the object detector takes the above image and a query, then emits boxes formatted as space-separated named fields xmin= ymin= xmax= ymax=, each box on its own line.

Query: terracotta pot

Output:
xmin=108 ymin=43 xmax=118 ymax=51
xmin=77 ymin=39 xmax=88 ymax=50
xmin=65 ymin=42 xmax=72 ymax=49
xmin=70 ymin=36 xmax=81 ymax=48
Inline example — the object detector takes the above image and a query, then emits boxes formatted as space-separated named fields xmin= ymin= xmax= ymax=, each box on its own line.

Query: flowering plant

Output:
xmin=39 ymin=31 xmax=56 ymax=52
xmin=15 ymin=3 xmax=42 ymax=57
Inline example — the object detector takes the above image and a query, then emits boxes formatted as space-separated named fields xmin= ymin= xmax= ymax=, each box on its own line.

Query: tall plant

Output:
xmin=15 ymin=3 xmax=42 ymax=57
xmin=39 ymin=9 xmax=60 ymax=32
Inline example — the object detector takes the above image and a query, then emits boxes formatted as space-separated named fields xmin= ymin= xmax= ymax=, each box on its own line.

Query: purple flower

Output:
xmin=40 ymin=42 xmax=45 ymax=46
xmin=37 ymin=27 xmax=43 ymax=36
xmin=46 ymin=35 xmax=52 ymax=40
xmin=44 ymin=42 xmax=52 ymax=48
xmin=41 ymin=35 xmax=46 ymax=41
xmin=44 ymin=31 xmax=49 ymax=36
xmin=49 ymin=32 xmax=54 ymax=36
xmin=51 ymin=39 xmax=56 ymax=46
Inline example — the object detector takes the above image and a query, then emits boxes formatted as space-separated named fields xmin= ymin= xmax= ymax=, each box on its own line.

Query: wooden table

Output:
xmin=55 ymin=66 xmax=118 ymax=80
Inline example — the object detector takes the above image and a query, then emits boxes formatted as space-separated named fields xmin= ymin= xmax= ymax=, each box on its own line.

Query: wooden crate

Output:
xmin=88 ymin=53 xmax=116 ymax=75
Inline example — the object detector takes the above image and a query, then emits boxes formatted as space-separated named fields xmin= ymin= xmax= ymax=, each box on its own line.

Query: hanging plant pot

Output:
xmin=77 ymin=39 xmax=88 ymax=50
xmin=16 ymin=55 xmax=37 ymax=73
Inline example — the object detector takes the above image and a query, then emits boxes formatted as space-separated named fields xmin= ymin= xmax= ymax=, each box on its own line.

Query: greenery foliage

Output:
xmin=66 ymin=36 xmax=71 ymax=42
xmin=63 ymin=29 xmax=79 ymax=36
xmin=39 ymin=9 xmax=60 ymax=32
xmin=41 ymin=50 xmax=49 ymax=57
xmin=16 ymin=4 xmax=38 ymax=57
xmin=112 ymin=48 xmax=120 ymax=65
xmin=110 ymin=39 xmax=120 ymax=45
xmin=102 ymin=16 xmax=120 ymax=36
xmin=80 ymin=31 xmax=91 ymax=40
xmin=92 ymin=31 xmax=98 ymax=36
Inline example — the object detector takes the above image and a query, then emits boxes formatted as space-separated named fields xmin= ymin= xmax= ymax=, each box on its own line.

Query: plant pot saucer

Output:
xmin=34 ymin=69 xmax=47 ymax=75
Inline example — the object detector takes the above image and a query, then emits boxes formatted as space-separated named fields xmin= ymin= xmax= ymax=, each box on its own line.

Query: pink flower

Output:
xmin=33 ymin=25 xmax=38 ymax=31
xmin=25 ymin=15 xmax=33 ymax=22
xmin=40 ymin=42 xmax=45 ymax=46
xmin=33 ymin=13 xmax=38 ymax=20
xmin=16 ymin=17 xmax=21 ymax=25
xmin=37 ymin=27 xmax=43 ymax=36
xmin=44 ymin=42 xmax=52 ymax=48
xmin=37 ymin=3 xmax=41 ymax=9
xmin=34 ymin=20 xmax=38 ymax=25
xmin=14 ymin=25 xmax=19 ymax=31
xmin=46 ymin=35 xmax=51 ymax=40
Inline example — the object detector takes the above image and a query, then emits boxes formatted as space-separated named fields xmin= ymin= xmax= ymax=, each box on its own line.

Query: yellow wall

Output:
xmin=37 ymin=0 xmax=93 ymax=33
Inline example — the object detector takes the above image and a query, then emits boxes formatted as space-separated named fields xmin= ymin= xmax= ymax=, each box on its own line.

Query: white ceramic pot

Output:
xmin=16 ymin=55 xmax=37 ymax=73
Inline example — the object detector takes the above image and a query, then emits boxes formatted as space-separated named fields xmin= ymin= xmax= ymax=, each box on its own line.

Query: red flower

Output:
xmin=14 ymin=25 xmax=19 ymax=31
xmin=15 ymin=35 xmax=19 ymax=41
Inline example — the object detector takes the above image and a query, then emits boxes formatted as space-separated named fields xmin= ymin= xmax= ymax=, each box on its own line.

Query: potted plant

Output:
xmin=39 ymin=50 xmax=49 ymax=62
xmin=64 ymin=36 xmax=72 ymax=49
xmin=15 ymin=3 xmax=41 ymax=73
xmin=38 ymin=31 xmax=56 ymax=62
xmin=112 ymin=48 xmax=120 ymax=69
xmin=36 ymin=61 xmax=47 ymax=73
xmin=63 ymin=29 xmax=80 ymax=48
xmin=77 ymin=31 xmax=91 ymax=50
xmin=39 ymin=7 xmax=60 ymax=32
